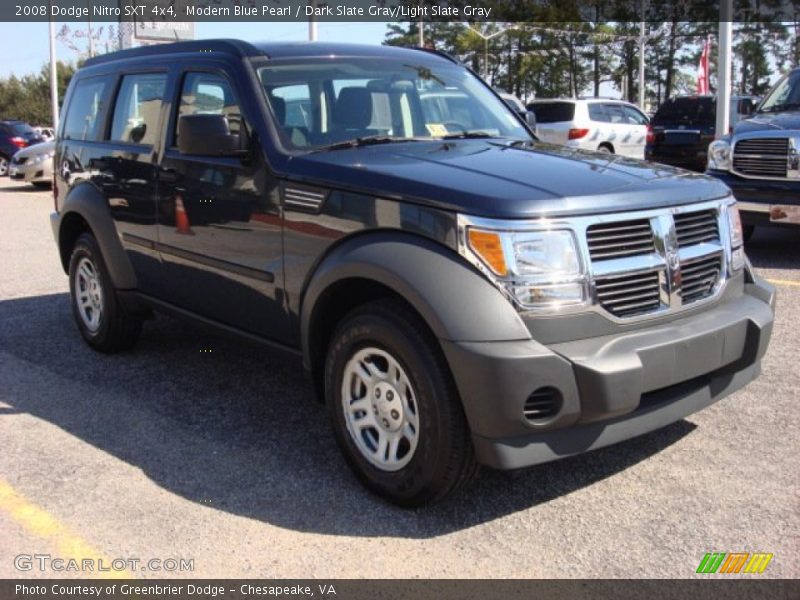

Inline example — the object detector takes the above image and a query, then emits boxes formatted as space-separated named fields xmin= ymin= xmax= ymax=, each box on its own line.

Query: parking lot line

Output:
xmin=0 ymin=480 xmax=132 ymax=578
xmin=766 ymin=278 xmax=800 ymax=287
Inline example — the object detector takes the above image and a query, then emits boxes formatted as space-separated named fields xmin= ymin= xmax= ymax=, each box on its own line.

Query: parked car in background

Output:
xmin=495 ymin=89 xmax=537 ymax=130
xmin=0 ymin=120 xmax=45 ymax=176
xmin=34 ymin=126 xmax=56 ymax=141
xmin=707 ymin=69 xmax=800 ymax=240
xmin=645 ymin=95 xmax=758 ymax=172
xmin=527 ymin=97 xmax=649 ymax=158
xmin=9 ymin=140 xmax=54 ymax=187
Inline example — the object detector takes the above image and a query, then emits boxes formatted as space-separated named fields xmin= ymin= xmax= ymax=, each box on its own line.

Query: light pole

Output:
xmin=468 ymin=24 xmax=518 ymax=80
xmin=308 ymin=0 xmax=318 ymax=41
xmin=48 ymin=1 xmax=59 ymax=129
xmin=716 ymin=0 xmax=733 ymax=137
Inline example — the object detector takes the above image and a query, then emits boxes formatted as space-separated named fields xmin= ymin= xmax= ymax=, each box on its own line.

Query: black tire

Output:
xmin=597 ymin=144 xmax=613 ymax=154
xmin=743 ymin=224 xmax=755 ymax=243
xmin=68 ymin=233 xmax=142 ymax=353
xmin=0 ymin=155 xmax=9 ymax=177
xmin=324 ymin=299 xmax=478 ymax=507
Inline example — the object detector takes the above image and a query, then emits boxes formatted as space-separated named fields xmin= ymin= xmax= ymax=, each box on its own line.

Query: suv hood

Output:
xmin=289 ymin=139 xmax=730 ymax=218
xmin=736 ymin=112 xmax=800 ymax=134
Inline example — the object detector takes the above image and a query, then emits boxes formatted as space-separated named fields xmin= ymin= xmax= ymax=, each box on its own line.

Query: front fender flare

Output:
xmin=300 ymin=232 xmax=531 ymax=366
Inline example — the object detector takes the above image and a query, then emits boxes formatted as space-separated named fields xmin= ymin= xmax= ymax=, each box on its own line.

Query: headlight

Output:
xmin=464 ymin=224 xmax=587 ymax=310
xmin=726 ymin=203 xmax=745 ymax=270
xmin=707 ymin=139 xmax=731 ymax=171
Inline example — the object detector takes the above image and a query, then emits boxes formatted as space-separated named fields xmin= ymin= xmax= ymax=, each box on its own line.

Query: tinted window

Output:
xmin=62 ymin=77 xmax=111 ymax=141
xmin=588 ymin=103 xmax=608 ymax=122
xmin=530 ymin=102 xmax=575 ymax=123
xmin=759 ymin=70 xmax=800 ymax=112
xmin=176 ymin=72 xmax=242 ymax=144
xmin=652 ymin=97 xmax=715 ymax=125
xmin=110 ymin=73 xmax=167 ymax=145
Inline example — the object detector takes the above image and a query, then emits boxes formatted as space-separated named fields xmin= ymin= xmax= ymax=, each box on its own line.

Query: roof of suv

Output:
xmin=83 ymin=39 xmax=457 ymax=68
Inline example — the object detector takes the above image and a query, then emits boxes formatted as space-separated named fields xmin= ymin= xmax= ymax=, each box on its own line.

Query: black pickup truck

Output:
xmin=51 ymin=40 xmax=774 ymax=506
xmin=707 ymin=68 xmax=800 ymax=238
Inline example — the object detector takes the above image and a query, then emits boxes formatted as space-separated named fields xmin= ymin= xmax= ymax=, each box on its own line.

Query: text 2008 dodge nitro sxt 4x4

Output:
xmin=51 ymin=40 xmax=774 ymax=506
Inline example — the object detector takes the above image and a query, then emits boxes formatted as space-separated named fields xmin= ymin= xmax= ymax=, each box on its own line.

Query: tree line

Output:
xmin=385 ymin=20 xmax=797 ymax=106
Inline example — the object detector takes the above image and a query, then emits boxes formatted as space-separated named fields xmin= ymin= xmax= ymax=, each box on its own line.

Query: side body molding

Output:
xmin=57 ymin=182 xmax=138 ymax=290
xmin=300 ymin=232 xmax=532 ymax=366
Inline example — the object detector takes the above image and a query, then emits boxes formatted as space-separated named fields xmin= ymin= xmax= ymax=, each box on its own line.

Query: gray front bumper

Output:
xmin=442 ymin=275 xmax=775 ymax=470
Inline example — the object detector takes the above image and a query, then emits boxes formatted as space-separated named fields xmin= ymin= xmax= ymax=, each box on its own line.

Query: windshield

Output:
xmin=257 ymin=57 xmax=530 ymax=151
xmin=758 ymin=70 xmax=800 ymax=113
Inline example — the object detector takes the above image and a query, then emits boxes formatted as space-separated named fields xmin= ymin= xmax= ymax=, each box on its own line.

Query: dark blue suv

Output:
xmin=51 ymin=40 xmax=774 ymax=506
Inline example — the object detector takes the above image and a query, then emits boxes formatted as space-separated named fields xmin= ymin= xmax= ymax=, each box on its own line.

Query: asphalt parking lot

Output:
xmin=0 ymin=177 xmax=797 ymax=579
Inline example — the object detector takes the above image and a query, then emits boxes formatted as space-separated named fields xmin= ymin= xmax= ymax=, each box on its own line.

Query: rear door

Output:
xmin=529 ymin=101 xmax=575 ymax=145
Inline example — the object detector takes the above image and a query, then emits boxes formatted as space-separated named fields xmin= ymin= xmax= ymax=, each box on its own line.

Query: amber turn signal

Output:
xmin=468 ymin=228 xmax=508 ymax=276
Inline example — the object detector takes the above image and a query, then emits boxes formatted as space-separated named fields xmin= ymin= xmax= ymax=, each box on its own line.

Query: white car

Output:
xmin=8 ymin=140 xmax=54 ymax=187
xmin=528 ymin=98 xmax=650 ymax=159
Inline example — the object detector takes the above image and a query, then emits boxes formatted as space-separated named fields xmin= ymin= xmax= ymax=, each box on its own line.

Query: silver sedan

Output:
xmin=9 ymin=141 xmax=54 ymax=187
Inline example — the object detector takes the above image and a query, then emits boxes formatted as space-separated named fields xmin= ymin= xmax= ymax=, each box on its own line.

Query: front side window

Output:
xmin=110 ymin=73 xmax=167 ymax=145
xmin=258 ymin=57 xmax=530 ymax=150
xmin=62 ymin=77 xmax=111 ymax=141
xmin=175 ymin=72 xmax=243 ymax=145
xmin=622 ymin=105 xmax=648 ymax=125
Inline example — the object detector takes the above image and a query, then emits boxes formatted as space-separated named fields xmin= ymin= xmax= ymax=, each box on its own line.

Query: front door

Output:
xmin=155 ymin=69 xmax=288 ymax=342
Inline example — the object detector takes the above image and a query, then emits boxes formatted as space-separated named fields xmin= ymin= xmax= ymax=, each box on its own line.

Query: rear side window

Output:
xmin=110 ymin=73 xmax=167 ymax=145
xmin=588 ymin=103 xmax=609 ymax=122
xmin=62 ymin=77 xmax=111 ymax=141
xmin=530 ymin=102 xmax=575 ymax=123
xmin=652 ymin=98 xmax=715 ymax=126
xmin=603 ymin=103 xmax=626 ymax=123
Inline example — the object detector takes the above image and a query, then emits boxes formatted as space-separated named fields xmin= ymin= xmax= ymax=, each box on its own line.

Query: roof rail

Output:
xmin=83 ymin=39 xmax=263 ymax=67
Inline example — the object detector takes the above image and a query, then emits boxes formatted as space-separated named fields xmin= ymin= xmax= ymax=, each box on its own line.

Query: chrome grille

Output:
xmin=680 ymin=254 xmax=723 ymax=304
xmin=733 ymin=137 xmax=788 ymax=178
xmin=586 ymin=219 xmax=654 ymax=260
xmin=595 ymin=270 xmax=662 ymax=318
xmin=674 ymin=210 xmax=719 ymax=247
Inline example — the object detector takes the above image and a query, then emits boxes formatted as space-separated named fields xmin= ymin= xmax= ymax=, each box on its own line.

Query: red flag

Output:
xmin=697 ymin=36 xmax=710 ymax=94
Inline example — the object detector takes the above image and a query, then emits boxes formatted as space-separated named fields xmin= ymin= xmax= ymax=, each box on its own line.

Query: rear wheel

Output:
xmin=597 ymin=144 xmax=613 ymax=154
xmin=0 ymin=155 xmax=8 ymax=177
xmin=324 ymin=300 xmax=478 ymax=507
xmin=68 ymin=233 xmax=142 ymax=352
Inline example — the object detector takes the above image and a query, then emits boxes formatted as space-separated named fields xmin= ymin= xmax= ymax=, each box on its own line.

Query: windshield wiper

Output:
xmin=440 ymin=130 xmax=500 ymax=140
xmin=313 ymin=135 xmax=424 ymax=152
xmin=759 ymin=102 xmax=800 ymax=113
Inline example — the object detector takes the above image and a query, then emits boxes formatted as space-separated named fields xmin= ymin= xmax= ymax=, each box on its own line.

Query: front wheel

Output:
xmin=324 ymin=300 xmax=478 ymax=507
xmin=68 ymin=233 xmax=142 ymax=352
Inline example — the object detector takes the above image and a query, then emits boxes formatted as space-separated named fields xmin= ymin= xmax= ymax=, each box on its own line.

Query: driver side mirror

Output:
xmin=177 ymin=114 xmax=248 ymax=157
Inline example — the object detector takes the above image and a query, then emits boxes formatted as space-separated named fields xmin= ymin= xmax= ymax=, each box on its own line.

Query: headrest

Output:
xmin=271 ymin=96 xmax=286 ymax=125
xmin=334 ymin=87 xmax=372 ymax=130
